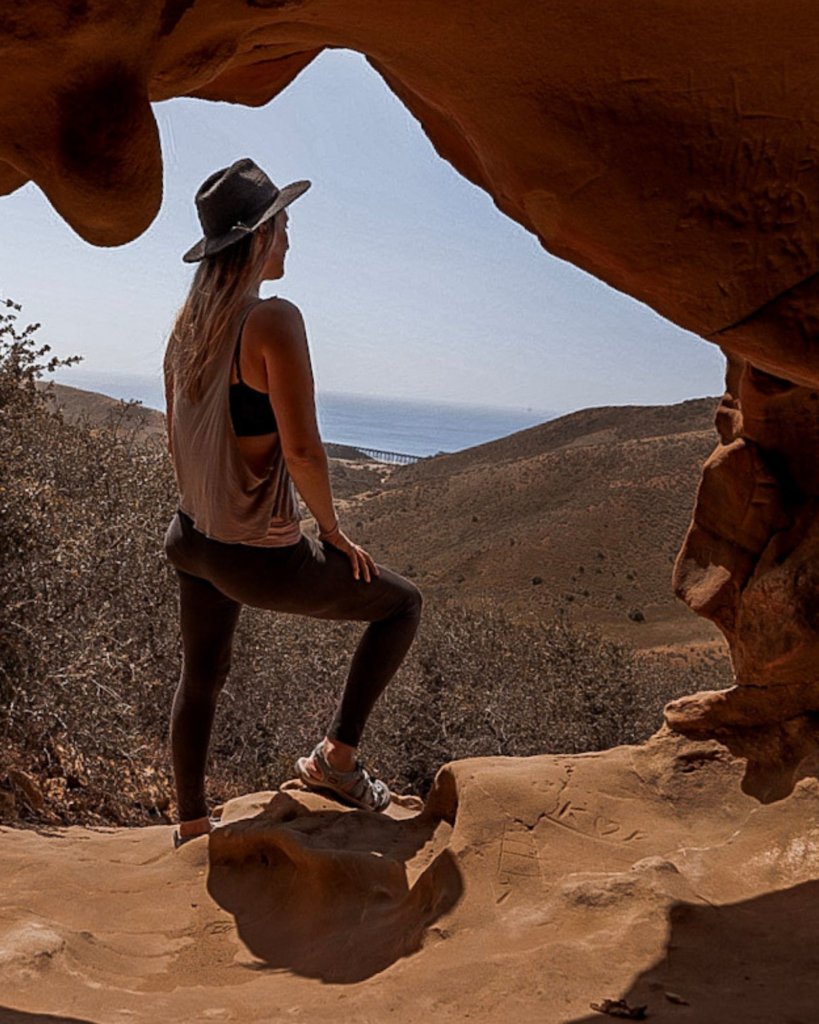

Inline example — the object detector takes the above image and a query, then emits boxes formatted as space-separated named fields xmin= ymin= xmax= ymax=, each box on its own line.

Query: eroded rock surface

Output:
xmin=670 ymin=354 xmax=819 ymax=730
xmin=2 ymin=731 xmax=818 ymax=1022
xmin=4 ymin=3 xmax=819 ymax=336
xmin=4 ymin=3 xmax=819 ymax=727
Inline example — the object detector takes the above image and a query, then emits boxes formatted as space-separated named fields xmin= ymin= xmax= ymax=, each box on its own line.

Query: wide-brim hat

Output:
xmin=182 ymin=157 xmax=311 ymax=263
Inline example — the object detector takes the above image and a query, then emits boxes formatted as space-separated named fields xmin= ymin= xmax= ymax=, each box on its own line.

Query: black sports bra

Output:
xmin=229 ymin=307 xmax=278 ymax=437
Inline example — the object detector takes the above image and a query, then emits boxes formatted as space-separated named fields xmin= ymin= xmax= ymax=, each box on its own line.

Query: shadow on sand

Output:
xmin=0 ymin=1011 xmax=96 ymax=1023
xmin=206 ymin=789 xmax=463 ymax=983
xmin=567 ymin=878 xmax=819 ymax=1024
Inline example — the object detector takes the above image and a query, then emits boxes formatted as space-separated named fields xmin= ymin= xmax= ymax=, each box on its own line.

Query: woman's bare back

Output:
xmin=229 ymin=298 xmax=280 ymax=477
xmin=229 ymin=296 xmax=321 ymax=478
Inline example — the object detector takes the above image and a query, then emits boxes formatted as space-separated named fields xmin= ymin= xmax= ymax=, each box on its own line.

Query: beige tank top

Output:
xmin=170 ymin=299 xmax=302 ymax=546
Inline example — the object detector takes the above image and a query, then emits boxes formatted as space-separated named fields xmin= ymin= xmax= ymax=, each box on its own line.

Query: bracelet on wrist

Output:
xmin=318 ymin=520 xmax=340 ymax=538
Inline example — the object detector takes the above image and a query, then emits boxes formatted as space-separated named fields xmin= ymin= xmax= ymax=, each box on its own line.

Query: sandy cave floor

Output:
xmin=1 ymin=725 xmax=818 ymax=1024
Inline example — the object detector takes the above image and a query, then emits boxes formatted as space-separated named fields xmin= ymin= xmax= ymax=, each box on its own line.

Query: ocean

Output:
xmin=53 ymin=370 xmax=556 ymax=458
xmin=315 ymin=390 xmax=555 ymax=457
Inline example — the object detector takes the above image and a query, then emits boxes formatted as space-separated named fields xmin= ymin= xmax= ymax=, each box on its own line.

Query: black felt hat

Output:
xmin=182 ymin=157 xmax=311 ymax=263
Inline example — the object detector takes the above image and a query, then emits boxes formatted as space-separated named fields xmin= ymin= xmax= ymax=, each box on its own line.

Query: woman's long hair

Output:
xmin=164 ymin=215 xmax=279 ymax=403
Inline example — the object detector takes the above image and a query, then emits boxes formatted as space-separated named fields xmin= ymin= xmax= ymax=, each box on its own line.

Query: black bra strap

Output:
xmin=233 ymin=301 xmax=260 ymax=384
xmin=233 ymin=332 xmax=244 ymax=383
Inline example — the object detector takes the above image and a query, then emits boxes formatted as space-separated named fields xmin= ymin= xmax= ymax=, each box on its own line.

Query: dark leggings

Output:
xmin=163 ymin=508 xmax=423 ymax=821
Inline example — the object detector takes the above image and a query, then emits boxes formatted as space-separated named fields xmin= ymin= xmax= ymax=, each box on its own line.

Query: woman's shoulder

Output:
xmin=251 ymin=294 xmax=302 ymax=317
xmin=245 ymin=296 xmax=307 ymax=351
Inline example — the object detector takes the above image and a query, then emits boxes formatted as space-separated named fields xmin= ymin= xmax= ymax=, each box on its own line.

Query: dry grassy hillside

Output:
xmin=347 ymin=398 xmax=725 ymax=653
xmin=391 ymin=397 xmax=719 ymax=475
xmin=34 ymin=380 xmax=167 ymax=443
xmin=40 ymin=380 xmax=725 ymax=654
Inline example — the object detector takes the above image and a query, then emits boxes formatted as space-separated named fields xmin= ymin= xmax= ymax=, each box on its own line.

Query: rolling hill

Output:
xmin=343 ymin=397 xmax=725 ymax=652
xmin=38 ymin=380 xmax=725 ymax=653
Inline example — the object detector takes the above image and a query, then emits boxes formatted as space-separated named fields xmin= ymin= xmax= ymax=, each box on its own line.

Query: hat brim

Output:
xmin=182 ymin=179 xmax=311 ymax=264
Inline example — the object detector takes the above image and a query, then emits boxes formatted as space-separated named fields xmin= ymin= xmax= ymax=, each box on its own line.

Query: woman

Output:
xmin=162 ymin=158 xmax=423 ymax=849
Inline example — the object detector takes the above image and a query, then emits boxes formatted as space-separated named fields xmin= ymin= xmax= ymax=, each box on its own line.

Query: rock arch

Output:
xmin=4 ymin=1 xmax=819 ymax=729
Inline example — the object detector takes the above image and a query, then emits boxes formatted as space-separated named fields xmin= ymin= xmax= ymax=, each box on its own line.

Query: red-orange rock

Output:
xmin=2 ymin=2 xmax=819 ymax=346
xmin=668 ymin=358 xmax=819 ymax=730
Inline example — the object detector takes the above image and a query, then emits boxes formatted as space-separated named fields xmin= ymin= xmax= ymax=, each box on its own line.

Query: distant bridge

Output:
xmin=355 ymin=446 xmax=426 ymax=465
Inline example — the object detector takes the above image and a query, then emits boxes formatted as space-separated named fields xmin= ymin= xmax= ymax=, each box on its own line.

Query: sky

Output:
xmin=0 ymin=49 xmax=725 ymax=416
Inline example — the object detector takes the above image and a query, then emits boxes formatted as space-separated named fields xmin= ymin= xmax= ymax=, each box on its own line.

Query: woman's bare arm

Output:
xmin=250 ymin=298 xmax=337 ymax=533
xmin=249 ymin=298 xmax=379 ymax=581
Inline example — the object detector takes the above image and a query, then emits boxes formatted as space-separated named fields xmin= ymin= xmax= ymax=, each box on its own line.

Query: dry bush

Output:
xmin=199 ymin=596 xmax=729 ymax=810
xmin=1 ymin=298 xmax=180 ymax=825
xmin=0 ymin=298 xmax=728 ymax=829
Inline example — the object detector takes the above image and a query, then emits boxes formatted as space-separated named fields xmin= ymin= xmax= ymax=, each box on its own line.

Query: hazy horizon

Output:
xmin=45 ymin=365 xmax=559 ymax=418
xmin=38 ymin=370 xmax=721 ymax=460
xmin=42 ymin=366 xmax=719 ymax=420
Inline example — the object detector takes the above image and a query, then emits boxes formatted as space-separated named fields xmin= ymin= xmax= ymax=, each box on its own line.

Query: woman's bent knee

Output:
xmin=399 ymin=580 xmax=423 ymax=619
